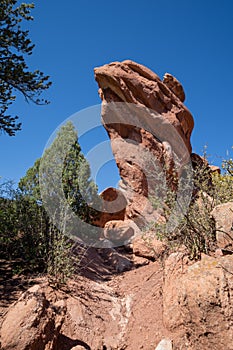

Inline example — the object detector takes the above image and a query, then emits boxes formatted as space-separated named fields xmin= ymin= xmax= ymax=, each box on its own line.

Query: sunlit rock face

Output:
xmin=94 ymin=60 xmax=194 ymax=228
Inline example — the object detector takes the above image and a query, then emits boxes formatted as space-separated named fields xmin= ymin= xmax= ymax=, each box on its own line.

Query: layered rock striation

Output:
xmin=94 ymin=60 xmax=194 ymax=229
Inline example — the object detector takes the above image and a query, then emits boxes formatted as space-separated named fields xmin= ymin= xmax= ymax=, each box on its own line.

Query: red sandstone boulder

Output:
xmin=104 ymin=219 xmax=135 ymax=244
xmin=163 ymin=253 xmax=233 ymax=349
xmin=0 ymin=284 xmax=66 ymax=350
xmin=211 ymin=202 xmax=233 ymax=249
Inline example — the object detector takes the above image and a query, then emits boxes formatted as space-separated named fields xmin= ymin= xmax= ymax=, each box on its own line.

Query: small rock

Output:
xmin=132 ymin=233 xmax=167 ymax=260
xmin=66 ymin=297 xmax=83 ymax=327
xmin=155 ymin=338 xmax=173 ymax=350
xmin=108 ymin=249 xmax=133 ymax=272
xmin=214 ymin=248 xmax=224 ymax=257
xmin=133 ymin=255 xmax=150 ymax=267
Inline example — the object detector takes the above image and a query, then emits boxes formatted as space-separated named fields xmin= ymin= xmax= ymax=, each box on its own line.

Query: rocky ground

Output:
xmin=1 ymin=240 xmax=233 ymax=350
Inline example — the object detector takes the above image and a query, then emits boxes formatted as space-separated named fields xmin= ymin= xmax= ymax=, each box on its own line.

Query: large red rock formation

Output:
xmin=94 ymin=60 xmax=194 ymax=227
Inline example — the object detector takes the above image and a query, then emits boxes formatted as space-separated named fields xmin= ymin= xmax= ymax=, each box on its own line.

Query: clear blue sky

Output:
xmin=1 ymin=0 xmax=233 ymax=192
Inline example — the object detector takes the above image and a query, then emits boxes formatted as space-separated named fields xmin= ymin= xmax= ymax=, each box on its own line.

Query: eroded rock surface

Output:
xmin=163 ymin=253 xmax=233 ymax=349
xmin=212 ymin=202 xmax=233 ymax=249
xmin=0 ymin=284 xmax=66 ymax=350
xmin=132 ymin=232 xmax=167 ymax=260
xmin=94 ymin=60 xmax=194 ymax=227
xmin=94 ymin=187 xmax=127 ymax=228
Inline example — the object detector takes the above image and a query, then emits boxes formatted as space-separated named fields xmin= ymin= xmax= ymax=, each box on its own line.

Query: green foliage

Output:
xmin=47 ymin=223 xmax=74 ymax=285
xmin=212 ymin=151 xmax=233 ymax=204
xmin=0 ymin=181 xmax=49 ymax=270
xmin=222 ymin=151 xmax=233 ymax=176
xmin=150 ymin=150 xmax=233 ymax=260
xmin=0 ymin=182 xmax=74 ymax=284
xmin=18 ymin=158 xmax=41 ymax=200
xmin=19 ymin=122 xmax=100 ymax=225
xmin=177 ymin=194 xmax=216 ymax=259
xmin=1 ymin=122 xmax=99 ymax=283
xmin=0 ymin=0 xmax=51 ymax=136
xmin=211 ymin=172 xmax=233 ymax=204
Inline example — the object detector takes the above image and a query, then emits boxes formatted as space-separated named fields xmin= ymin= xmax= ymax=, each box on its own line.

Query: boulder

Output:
xmin=212 ymin=202 xmax=233 ymax=249
xmin=0 ymin=284 xmax=66 ymax=350
xmin=104 ymin=219 xmax=136 ymax=244
xmin=132 ymin=233 xmax=167 ymax=260
xmin=163 ymin=253 xmax=233 ymax=349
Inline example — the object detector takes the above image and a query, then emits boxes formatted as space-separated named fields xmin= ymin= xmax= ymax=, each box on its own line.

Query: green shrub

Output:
xmin=0 ymin=182 xmax=49 ymax=270
xmin=47 ymin=225 xmax=74 ymax=285
xmin=150 ymin=150 xmax=233 ymax=259
xmin=0 ymin=180 xmax=76 ymax=284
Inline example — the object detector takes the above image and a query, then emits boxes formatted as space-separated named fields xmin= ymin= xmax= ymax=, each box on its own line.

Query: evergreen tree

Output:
xmin=19 ymin=121 xmax=99 ymax=227
xmin=0 ymin=0 xmax=51 ymax=136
